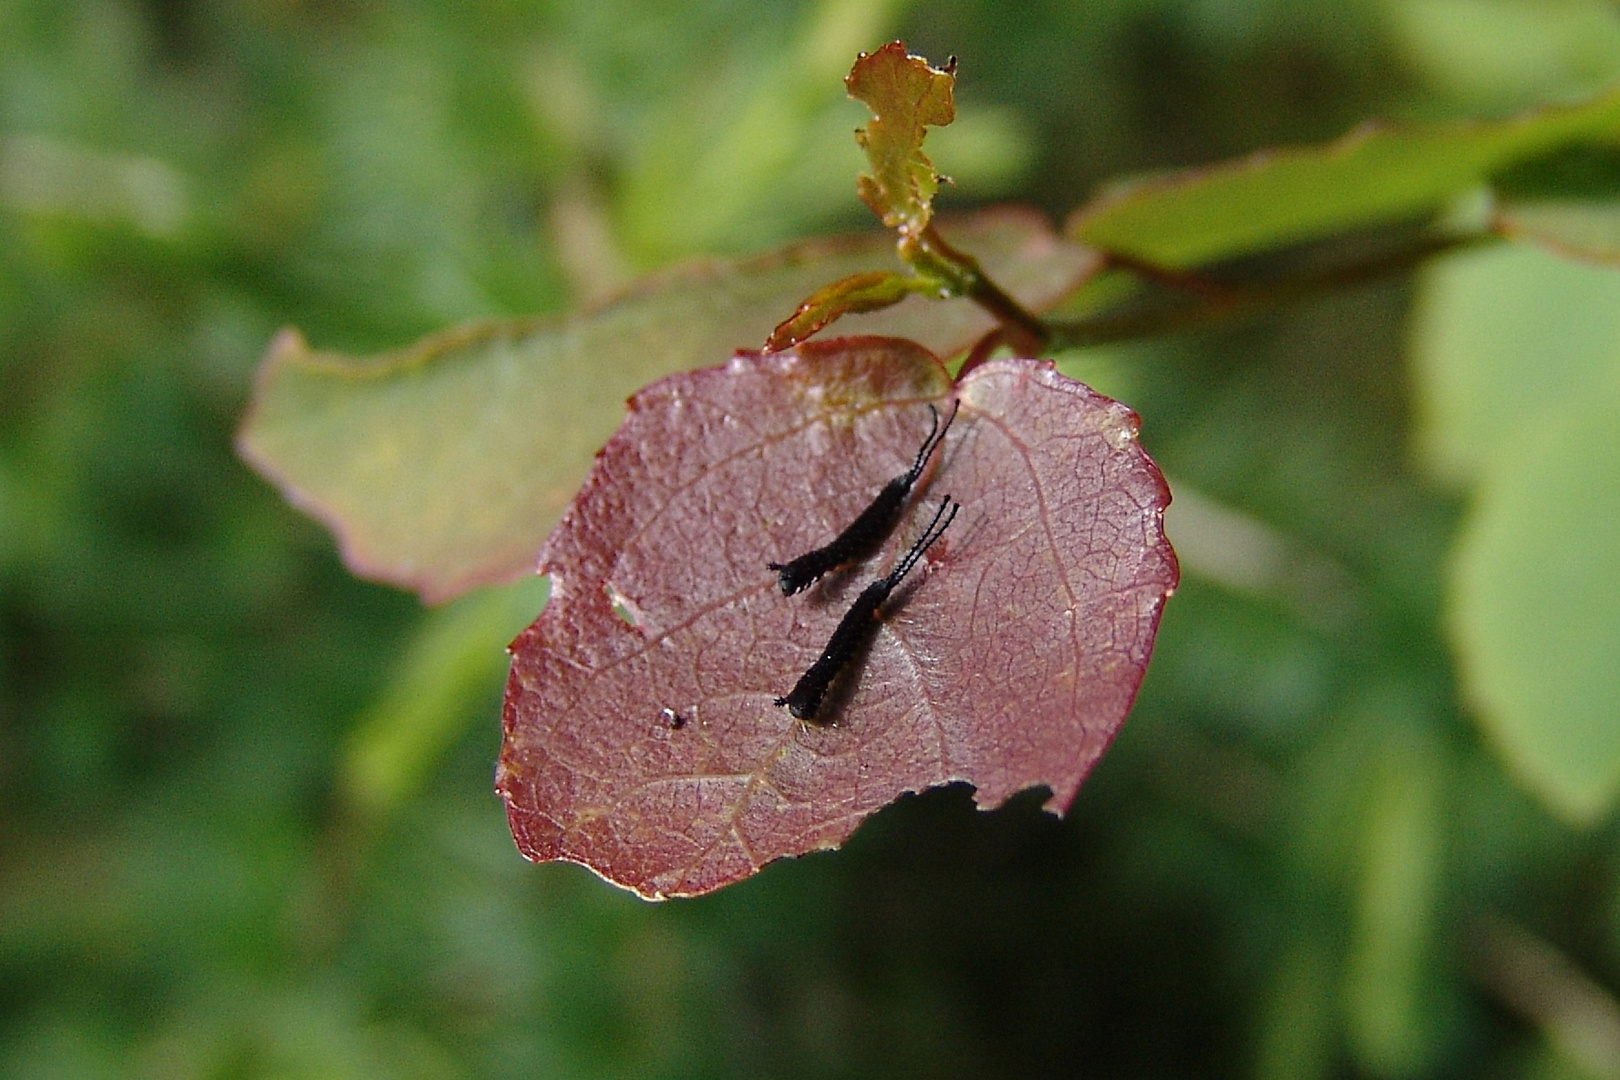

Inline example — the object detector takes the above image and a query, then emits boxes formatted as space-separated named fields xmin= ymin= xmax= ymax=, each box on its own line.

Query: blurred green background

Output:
xmin=6 ymin=1 xmax=1620 ymax=1077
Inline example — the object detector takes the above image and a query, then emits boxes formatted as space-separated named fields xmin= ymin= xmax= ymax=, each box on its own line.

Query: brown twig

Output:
xmin=1045 ymin=231 xmax=1495 ymax=351
xmin=1102 ymin=250 xmax=1245 ymax=304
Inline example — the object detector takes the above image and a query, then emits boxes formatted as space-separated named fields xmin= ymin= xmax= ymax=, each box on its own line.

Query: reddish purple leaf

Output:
xmin=497 ymin=337 xmax=1178 ymax=898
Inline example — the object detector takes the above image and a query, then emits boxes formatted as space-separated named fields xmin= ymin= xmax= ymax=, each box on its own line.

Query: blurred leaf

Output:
xmin=1256 ymin=935 xmax=1336 ymax=1080
xmin=0 ymin=460 xmax=15 ymax=572
xmin=1473 ymin=916 xmax=1620 ymax=1080
xmin=1068 ymin=85 xmax=1620 ymax=267
xmin=1410 ymin=243 xmax=1620 ymax=483
xmin=499 ymin=341 xmax=1176 ymax=898
xmin=341 ymin=575 xmax=549 ymax=821
xmin=0 ymin=134 xmax=189 ymax=238
xmin=1383 ymin=0 xmax=1620 ymax=111
xmin=237 ymin=209 xmax=1098 ymax=602
xmin=1414 ymin=244 xmax=1620 ymax=831
xmin=1344 ymin=717 xmax=1448 ymax=1078
xmin=615 ymin=0 xmax=913 ymax=261
xmin=924 ymin=103 xmax=1035 ymax=196
xmin=847 ymin=42 xmax=955 ymax=236
xmin=1450 ymin=386 xmax=1620 ymax=823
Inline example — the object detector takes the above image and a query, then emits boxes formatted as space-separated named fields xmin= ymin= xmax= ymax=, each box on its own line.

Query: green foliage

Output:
xmin=1411 ymin=242 xmax=1620 ymax=822
xmin=9 ymin=1 xmax=1620 ymax=1078
xmin=1411 ymin=243 xmax=1620 ymax=483
xmin=1450 ymin=394 xmax=1620 ymax=823
xmin=342 ymin=576 xmax=550 ymax=821
xmin=1069 ymin=86 xmax=1620 ymax=267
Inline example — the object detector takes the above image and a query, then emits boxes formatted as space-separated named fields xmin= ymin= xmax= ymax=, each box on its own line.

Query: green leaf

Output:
xmin=340 ymin=575 xmax=548 ymax=821
xmin=1344 ymin=718 xmax=1446 ymax=1078
xmin=847 ymin=42 xmax=955 ymax=236
xmin=1410 ymin=243 xmax=1620 ymax=483
xmin=1387 ymin=0 xmax=1620 ymax=111
xmin=237 ymin=209 xmax=1097 ymax=602
xmin=1068 ymin=85 xmax=1620 ymax=267
xmin=612 ymin=0 xmax=913 ymax=262
xmin=1414 ymin=240 xmax=1620 ymax=825
xmin=1450 ymin=385 xmax=1620 ymax=823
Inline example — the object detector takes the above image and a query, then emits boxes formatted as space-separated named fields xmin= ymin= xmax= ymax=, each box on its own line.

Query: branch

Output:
xmin=912 ymin=223 xmax=1050 ymax=355
xmin=1045 ymin=231 xmax=1496 ymax=351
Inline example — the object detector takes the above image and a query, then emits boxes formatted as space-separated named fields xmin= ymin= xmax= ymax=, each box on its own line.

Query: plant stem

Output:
xmin=1045 ymin=231 xmax=1496 ymax=351
xmin=914 ymin=224 xmax=1051 ymax=353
